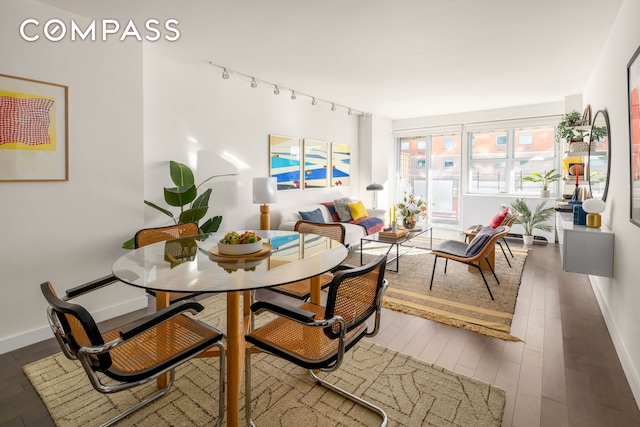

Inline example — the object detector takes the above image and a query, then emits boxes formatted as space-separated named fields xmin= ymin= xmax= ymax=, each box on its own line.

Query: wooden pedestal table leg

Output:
xmin=309 ymin=275 xmax=322 ymax=305
xmin=155 ymin=291 xmax=171 ymax=388
xmin=226 ymin=291 xmax=244 ymax=427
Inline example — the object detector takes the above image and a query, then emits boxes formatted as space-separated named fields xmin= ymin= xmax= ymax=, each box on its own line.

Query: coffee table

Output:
xmin=359 ymin=226 xmax=432 ymax=272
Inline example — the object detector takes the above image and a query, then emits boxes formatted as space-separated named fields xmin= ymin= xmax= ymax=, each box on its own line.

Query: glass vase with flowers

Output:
xmin=396 ymin=193 xmax=428 ymax=229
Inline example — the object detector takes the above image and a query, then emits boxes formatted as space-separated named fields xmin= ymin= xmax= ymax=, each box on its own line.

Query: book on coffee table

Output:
xmin=378 ymin=229 xmax=407 ymax=241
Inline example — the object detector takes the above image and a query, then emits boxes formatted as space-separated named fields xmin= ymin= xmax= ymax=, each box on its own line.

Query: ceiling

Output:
xmin=37 ymin=0 xmax=623 ymax=120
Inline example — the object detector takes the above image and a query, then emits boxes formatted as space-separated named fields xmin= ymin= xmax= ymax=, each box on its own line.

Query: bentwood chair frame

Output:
xmin=267 ymin=220 xmax=347 ymax=301
xmin=244 ymin=254 xmax=389 ymax=427
xmin=135 ymin=222 xmax=204 ymax=304
xmin=430 ymin=226 xmax=510 ymax=300
xmin=41 ymin=275 xmax=226 ymax=427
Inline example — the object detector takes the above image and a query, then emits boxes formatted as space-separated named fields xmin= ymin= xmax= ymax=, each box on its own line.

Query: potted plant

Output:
xmin=521 ymin=169 xmax=561 ymax=198
xmin=509 ymin=198 xmax=555 ymax=245
xmin=122 ymin=161 xmax=236 ymax=249
xmin=396 ymin=192 xmax=428 ymax=229
xmin=556 ymin=110 xmax=585 ymax=143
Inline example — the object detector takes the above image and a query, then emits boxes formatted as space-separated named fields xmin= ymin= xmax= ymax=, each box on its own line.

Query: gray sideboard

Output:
xmin=556 ymin=212 xmax=614 ymax=277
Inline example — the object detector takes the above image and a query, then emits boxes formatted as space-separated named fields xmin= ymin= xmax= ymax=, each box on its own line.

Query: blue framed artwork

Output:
xmin=331 ymin=142 xmax=351 ymax=187
xmin=269 ymin=135 xmax=301 ymax=191
xmin=303 ymin=139 xmax=328 ymax=189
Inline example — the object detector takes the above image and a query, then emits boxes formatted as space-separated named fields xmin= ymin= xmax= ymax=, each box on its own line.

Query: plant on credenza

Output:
xmin=509 ymin=198 xmax=555 ymax=245
xmin=122 ymin=161 xmax=236 ymax=249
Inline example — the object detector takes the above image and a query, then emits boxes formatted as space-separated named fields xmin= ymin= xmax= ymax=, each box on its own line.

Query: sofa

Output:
xmin=270 ymin=201 xmax=386 ymax=248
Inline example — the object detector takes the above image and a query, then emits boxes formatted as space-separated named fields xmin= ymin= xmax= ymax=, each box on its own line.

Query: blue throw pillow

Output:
xmin=299 ymin=208 xmax=325 ymax=223
xmin=464 ymin=226 xmax=494 ymax=257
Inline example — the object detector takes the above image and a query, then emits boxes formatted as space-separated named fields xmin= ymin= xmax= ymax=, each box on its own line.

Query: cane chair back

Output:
xmin=41 ymin=275 xmax=225 ymax=427
xmin=245 ymin=255 xmax=389 ymax=425
xmin=267 ymin=220 xmax=346 ymax=300
xmin=134 ymin=222 xmax=202 ymax=304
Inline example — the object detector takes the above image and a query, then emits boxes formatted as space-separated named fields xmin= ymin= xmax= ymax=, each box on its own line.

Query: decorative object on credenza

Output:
xmin=253 ymin=176 xmax=277 ymax=230
xmin=121 ymin=161 xmax=235 ymax=249
xmin=582 ymin=197 xmax=606 ymax=228
xmin=510 ymin=198 xmax=555 ymax=245
xmin=0 ymin=73 xmax=68 ymax=182
xmin=627 ymin=45 xmax=640 ymax=227
xmin=521 ymin=169 xmax=561 ymax=198
xmin=366 ymin=183 xmax=384 ymax=208
xmin=396 ymin=192 xmax=428 ymax=230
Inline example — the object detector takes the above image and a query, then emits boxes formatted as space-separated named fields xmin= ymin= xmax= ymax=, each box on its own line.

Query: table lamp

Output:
xmin=582 ymin=198 xmax=606 ymax=228
xmin=366 ymin=183 xmax=384 ymax=209
xmin=253 ymin=177 xmax=277 ymax=230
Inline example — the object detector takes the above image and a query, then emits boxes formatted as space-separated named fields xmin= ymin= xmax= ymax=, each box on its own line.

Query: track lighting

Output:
xmin=208 ymin=62 xmax=366 ymax=116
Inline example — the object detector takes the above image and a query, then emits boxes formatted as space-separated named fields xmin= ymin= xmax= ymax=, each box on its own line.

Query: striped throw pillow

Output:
xmin=465 ymin=226 xmax=494 ymax=256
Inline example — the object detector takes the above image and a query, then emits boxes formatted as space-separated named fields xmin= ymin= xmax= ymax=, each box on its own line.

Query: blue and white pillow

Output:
xmin=464 ymin=226 xmax=495 ymax=257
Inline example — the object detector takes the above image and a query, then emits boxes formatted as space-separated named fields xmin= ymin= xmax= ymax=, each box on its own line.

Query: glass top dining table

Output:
xmin=111 ymin=229 xmax=348 ymax=427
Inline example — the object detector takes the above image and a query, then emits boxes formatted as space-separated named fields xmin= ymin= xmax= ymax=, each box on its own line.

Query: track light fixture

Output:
xmin=208 ymin=61 xmax=367 ymax=116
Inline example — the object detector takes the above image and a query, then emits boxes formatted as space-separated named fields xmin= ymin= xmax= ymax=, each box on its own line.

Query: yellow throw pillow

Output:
xmin=348 ymin=201 xmax=367 ymax=220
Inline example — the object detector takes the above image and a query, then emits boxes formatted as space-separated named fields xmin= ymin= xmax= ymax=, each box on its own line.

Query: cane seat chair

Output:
xmin=430 ymin=226 xmax=510 ymax=300
xmin=267 ymin=220 xmax=347 ymax=300
xmin=41 ymin=274 xmax=226 ymax=427
xmin=245 ymin=254 xmax=389 ymax=426
xmin=135 ymin=222 xmax=203 ymax=304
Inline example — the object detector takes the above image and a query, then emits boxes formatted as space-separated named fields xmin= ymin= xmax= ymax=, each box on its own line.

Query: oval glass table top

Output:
xmin=112 ymin=230 xmax=348 ymax=294
xmin=589 ymin=109 xmax=611 ymax=201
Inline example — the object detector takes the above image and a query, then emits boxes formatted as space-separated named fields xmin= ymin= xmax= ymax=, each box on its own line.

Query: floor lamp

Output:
xmin=366 ymin=183 xmax=384 ymax=209
xmin=253 ymin=177 xmax=277 ymax=230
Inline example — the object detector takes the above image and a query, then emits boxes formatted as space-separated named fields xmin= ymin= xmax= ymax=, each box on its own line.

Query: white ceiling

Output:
xmin=37 ymin=0 xmax=623 ymax=119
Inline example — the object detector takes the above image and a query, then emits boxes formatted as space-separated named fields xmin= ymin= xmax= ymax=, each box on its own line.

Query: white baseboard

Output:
xmin=0 ymin=296 xmax=148 ymax=355
xmin=589 ymin=276 xmax=640 ymax=410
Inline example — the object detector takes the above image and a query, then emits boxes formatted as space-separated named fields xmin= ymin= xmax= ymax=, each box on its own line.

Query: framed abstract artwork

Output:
xmin=628 ymin=46 xmax=640 ymax=227
xmin=0 ymin=74 xmax=68 ymax=182
xmin=302 ymin=139 xmax=328 ymax=189
xmin=331 ymin=142 xmax=351 ymax=187
xmin=269 ymin=135 xmax=302 ymax=190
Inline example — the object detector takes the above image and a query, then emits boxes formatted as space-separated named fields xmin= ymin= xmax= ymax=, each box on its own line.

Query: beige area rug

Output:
xmin=25 ymin=295 xmax=505 ymax=427
xmin=348 ymin=235 xmax=529 ymax=341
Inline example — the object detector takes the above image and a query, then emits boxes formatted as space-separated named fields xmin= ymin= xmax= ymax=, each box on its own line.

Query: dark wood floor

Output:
xmin=2 ymin=234 xmax=639 ymax=426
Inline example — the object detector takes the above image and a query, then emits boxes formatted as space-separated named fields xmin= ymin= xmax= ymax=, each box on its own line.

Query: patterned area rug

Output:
xmin=348 ymin=235 xmax=529 ymax=341
xmin=25 ymin=295 xmax=505 ymax=427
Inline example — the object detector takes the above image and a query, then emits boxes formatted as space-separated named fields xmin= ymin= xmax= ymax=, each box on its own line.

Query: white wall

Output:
xmin=581 ymin=0 xmax=640 ymax=403
xmin=0 ymin=0 xmax=146 ymax=353
xmin=142 ymin=52 xmax=362 ymax=232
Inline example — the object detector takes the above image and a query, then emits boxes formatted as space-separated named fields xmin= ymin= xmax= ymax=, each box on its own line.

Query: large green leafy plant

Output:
xmin=521 ymin=169 xmax=561 ymax=191
xmin=509 ymin=198 xmax=555 ymax=236
xmin=122 ymin=161 xmax=234 ymax=249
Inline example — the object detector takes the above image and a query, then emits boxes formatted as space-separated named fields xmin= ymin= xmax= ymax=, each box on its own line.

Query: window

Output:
xmin=444 ymin=160 xmax=454 ymax=168
xmin=444 ymin=137 xmax=454 ymax=149
xmin=468 ymin=125 xmax=557 ymax=195
xmin=417 ymin=159 xmax=426 ymax=168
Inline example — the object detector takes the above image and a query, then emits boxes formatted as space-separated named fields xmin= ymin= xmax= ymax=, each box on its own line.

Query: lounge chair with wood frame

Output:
xmin=41 ymin=274 xmax=226 ymax=427
xmin=245 ymin=254 xmax=389 ymax=426
xmin=135 ymin=222 xmax=204 ymax=304
xmin=267 ymin=220 xmax=347 ymax=301
xmin=429 ymin=226 xmax=510 ymax=300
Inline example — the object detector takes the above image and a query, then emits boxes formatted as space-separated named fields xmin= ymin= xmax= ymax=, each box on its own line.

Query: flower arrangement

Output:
xmin=396 ymin=193 xmax=428 ymax=221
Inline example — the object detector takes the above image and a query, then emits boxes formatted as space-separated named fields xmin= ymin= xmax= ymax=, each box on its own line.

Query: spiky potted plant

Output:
xmin=509 ymin=198 xmax=555 ymax=245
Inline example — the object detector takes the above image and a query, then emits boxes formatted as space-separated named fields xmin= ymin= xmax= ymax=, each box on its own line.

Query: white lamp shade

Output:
xmin=253 ymin=177 xmax=277 ymax=204
xmin=582 ymin=198 xmax=606 ymax=214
